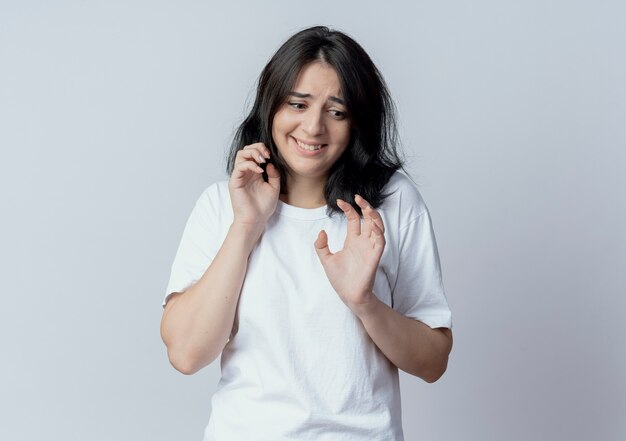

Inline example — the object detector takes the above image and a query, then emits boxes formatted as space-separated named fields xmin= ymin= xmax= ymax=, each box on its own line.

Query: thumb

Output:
xmin=265 ymin=163 xmax=281 ymax=190
xmin=314 ymin=230 xmax=332 ymax=262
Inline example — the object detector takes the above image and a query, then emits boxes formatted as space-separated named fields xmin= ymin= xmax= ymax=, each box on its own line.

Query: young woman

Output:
xmin=161 ymin=26 xmax=452 ymax=441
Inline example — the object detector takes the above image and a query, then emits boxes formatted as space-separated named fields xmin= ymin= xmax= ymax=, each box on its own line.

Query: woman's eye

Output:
xmin=330 ymin=110 xmax=347 ymax=119
xmin=288 ymin=102 xmax=305 ymax=110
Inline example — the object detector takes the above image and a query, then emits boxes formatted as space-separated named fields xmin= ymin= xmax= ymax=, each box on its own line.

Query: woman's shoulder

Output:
xmin=197 ymin=179 xmax=230 ymax=206
xmin=381 ymin=171 xmax=429 ymax=222
xmin=188 ymin=179 xmax=232 ymax=226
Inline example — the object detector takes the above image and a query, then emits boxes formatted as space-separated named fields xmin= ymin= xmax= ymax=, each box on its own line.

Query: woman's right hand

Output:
xmin=228 ymin=142 xmax=281 ymax=233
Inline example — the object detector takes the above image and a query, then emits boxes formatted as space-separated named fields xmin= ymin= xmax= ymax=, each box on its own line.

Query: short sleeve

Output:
xmin=392 ymin=209 xmax=452 ymax=329
xmin=162 ymin=184 xmax=224 ymax=308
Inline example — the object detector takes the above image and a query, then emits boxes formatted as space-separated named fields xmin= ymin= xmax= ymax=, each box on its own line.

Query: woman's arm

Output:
xmin=161 ymin=143 xmax=279 ymax=375
xmin=352 ymin=298 xmax=453 ymax=382
xmin=314 ymin=194 xmax=452 ymax=382
xmin=160 ymin=222 xmax=262 ymax=375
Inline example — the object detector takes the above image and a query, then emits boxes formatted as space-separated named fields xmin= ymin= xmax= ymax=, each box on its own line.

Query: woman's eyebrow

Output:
xmin=288 ymin=91 xmax=345 ymax=105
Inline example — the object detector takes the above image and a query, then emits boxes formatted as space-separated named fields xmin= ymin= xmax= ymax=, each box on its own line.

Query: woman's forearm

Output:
xmin=353 ymin=295 xmax=453 ymax=383
xmin=160 ymin=222 xmax=262 ymax=374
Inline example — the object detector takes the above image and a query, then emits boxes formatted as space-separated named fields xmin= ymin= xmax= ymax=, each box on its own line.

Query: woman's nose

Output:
xmin=302 ymin=109 xmax=326 ymax=136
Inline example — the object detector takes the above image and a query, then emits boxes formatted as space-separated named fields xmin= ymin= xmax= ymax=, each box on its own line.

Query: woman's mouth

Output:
xmin=293 ymin=137 xmax=327 ymax=153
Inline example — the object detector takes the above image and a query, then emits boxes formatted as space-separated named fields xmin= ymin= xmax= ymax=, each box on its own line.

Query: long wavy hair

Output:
xmin=227 ymin=26 xmax=404 ymax=216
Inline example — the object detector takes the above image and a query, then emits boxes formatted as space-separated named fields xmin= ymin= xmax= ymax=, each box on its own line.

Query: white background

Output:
xmin=1 ymin=1 xmax=624 ymax=440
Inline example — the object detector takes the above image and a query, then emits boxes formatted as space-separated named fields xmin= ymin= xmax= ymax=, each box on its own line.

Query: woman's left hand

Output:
xmin=314 ymin=194 xmax=386 ymax=314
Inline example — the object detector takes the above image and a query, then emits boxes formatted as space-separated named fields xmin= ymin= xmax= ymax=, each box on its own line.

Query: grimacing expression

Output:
xmin=271 ymin=61 xmax=351 ymax=183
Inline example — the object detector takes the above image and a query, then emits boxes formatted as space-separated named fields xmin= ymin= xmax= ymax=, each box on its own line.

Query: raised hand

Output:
xmin=314 ymin=194 xmax=386 ymax=313
xmin=228 ymin=143 xmax=281 ymax=231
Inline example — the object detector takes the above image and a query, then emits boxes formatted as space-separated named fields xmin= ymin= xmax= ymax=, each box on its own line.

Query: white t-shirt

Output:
xmin=164 ymin=171 xmax=452 ymax=441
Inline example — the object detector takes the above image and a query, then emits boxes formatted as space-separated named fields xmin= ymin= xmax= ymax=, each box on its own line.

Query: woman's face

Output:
xmin=271 ymin=61 xmax=351 ymax=184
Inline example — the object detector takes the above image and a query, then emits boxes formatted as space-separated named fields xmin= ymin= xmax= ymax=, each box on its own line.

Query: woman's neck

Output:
xmin=279 ymin=176 xmax=327 ymax=208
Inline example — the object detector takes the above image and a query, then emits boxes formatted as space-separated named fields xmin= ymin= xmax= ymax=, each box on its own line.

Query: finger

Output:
xmin=355 ymin=194 xmax=385 ymax=234
xmin=369 ymin=220 xmax=386 ymax=249
xmin=360 ymin=211 xmax=372 ymax=238
xmin=232 ymin=160 xmax=264 ymax=178
xmin=314 ymin=230 xmax=333 ymax=262
xmin=236 ymin=147 xmax=267 ymax=165
xmin=337 ymin=198 xmax=361 ymax=236
xmin=265 ymin=163 xmax=281 ymax=190
xmin=236 ymin=145 xmax=270 ymax=165
xmin=243 ymin=142 xmax=271 ymax=159
xmin=354 ymin=194 xmax=372 ymax=237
